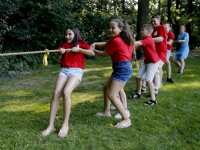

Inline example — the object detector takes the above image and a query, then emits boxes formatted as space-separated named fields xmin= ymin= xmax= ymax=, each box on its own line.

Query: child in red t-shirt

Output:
xmin=40 ymin=27 xmax=95 ymax=138
xmin=151 ymin=14 xmax=167 ymax=95
xmin=130 ymin=24 xmax=160 ymax=105
xmin=91 ymin=19 xmax=134 ymax=128
xmin=164 ymin=23 xmax=174 ymax=83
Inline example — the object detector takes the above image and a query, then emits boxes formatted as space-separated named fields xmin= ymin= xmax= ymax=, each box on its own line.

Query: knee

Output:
xmin=108 ymin=93 xmax=115 ymax=102
xmin=103 ymin=85 xmax=109 ymax=93
xmin=53 ymin=90 xmax=62 ymax=99
xmin=62 ymin=90 xmax=71 ymax=99
xmin=166 ymin=60 xmax=170 ymax=65
xmin=172 ymin=57 xmax=176 ymax=62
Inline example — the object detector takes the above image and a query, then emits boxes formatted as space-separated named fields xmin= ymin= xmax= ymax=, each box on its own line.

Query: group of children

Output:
xmin=40 ymin=15 xmax=189 ymax=138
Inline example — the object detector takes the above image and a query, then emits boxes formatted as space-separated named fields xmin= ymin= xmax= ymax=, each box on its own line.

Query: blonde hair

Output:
xmin=164 ymin=23 xmax=173 ymax=32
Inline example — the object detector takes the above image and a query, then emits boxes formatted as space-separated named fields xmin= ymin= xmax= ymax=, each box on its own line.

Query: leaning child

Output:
xmin=130 ymin=24 xmax=160 ymax=105
xmin=40 ymin=27 xmax=95 ymax=138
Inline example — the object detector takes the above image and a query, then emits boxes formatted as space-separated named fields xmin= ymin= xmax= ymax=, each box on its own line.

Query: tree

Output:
xmin=136 ymin=0 xmax=150 ymax=40
xmin=114 ymin=0 xmax=118 ymax=16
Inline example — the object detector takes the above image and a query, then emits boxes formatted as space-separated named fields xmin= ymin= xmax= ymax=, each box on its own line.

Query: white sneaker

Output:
xmin=110 ymin=105 xmax=116 ymax=110
xmin=114 ymin=110 xmax=130 ymax=119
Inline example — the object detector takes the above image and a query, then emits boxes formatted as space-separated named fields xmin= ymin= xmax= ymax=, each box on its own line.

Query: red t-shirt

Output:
xmin=58 ymin=41 xmax=91 ymax=69
xmin=105 ymin=35 xmax=133 ymax=63
xmin=167 ymin=32 xmax=174 ymax=50
xmin=141 ymin=36 xmax=160 ymax=64
xmin=152 ymin=25 xmax=167 ymax=63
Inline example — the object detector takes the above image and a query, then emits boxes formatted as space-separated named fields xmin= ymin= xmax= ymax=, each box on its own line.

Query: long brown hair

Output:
xmin=111 ymin=19 xmax=134 ymax=46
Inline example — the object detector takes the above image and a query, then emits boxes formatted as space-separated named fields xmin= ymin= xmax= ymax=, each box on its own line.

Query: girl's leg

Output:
xmin=95 ymin=75 xmax=113 ymax=116
xmin=119 ymin=88 xmax=127 ymax=109
xmin=159 ymin=61 xmax=165 ymax=87
xmin=166 ymin=60 xmax=171 ymax=79
xmin=114 ymin=88 xmax=130 ymax=119
xmin=42 ymin=76 xmax=68 ymax=134
xmin=180 ymin=58 xmax=185 ymax=73
xmin=108 ymin=80 xmax=131 ymax=127
xmin=60 ymin=75 xmax=80 ymax=132
xmin=172 ymin=57 xmax=181 ymax=69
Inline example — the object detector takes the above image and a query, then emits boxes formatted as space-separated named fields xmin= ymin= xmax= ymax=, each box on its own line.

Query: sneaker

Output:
xmin=167 ymin=78 xmax=174 ymax=83
xmin=132 ymin=89 xmax=146 ymax=94
xmin=177 ymin=71 xmax=183 ymax=75
xmin=177 ymin=69 xmax=185 ymax=75
xmin=114 ymin=110 xmax=130 ymax=119
xmin=110 ymin=105 xmax=116 ymax=110
xmin=147 ymin=93 xmax=157 ymax=98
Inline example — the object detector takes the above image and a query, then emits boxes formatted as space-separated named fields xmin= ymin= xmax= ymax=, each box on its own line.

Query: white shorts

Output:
xmin=166 ymin=50 xmax=171 ymax=60
xmin=59 ymin=67 xmax=83 ymax=82
xmin=136 ymin=61 xmax=160 ymax=82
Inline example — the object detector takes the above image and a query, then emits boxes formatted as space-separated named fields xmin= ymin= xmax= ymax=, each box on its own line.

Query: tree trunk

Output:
xmin=186 ymin=0 xmax=193 ymax=37
xmin=121 ymin=0 xmax=125 ymax=14
xmin=136 ymin=0 xmax=149 ymax=40
xmin=158 ymin=0 xmax=161 ymax=15
xmin=114 ymin=0 xmax=117 ymax=16
xmin=167 ymin=0 xmax=172 ymax=24
xmin=174 ymin=0 xmax=180 ymax=51
xmin=136 ymin=0 xmax=150 ymax=59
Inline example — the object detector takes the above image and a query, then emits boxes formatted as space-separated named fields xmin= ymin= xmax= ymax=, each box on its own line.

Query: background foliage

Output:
xmin=0 ymin=0 xmax=200 ymax=77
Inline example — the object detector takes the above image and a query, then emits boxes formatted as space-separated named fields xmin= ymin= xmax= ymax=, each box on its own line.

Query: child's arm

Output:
xmin=56 ymin=48 xmax=65 ymax=60
xmin=90 ymin=42 xmax=107 ymax=49
xmin=134 ymin=41 xmax=143 ymax=50
xmin=92 ymin=49 xmax=109 ymax=57
xmin=178 ymin=39 xmax=186 ymax=43
xmin=90 ymin=42 xmax=109 ymax=57
xmin=72 ymin=47 xmax=95 ymax=56
xmin=152 ymin=37 xmax=164 ymax=43
xmin=167 ymin=39 xmax=173 ymax=46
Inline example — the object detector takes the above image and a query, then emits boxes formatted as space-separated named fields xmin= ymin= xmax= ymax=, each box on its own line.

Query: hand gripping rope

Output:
xmin=0 ymin=49 xmax=72 ymax=66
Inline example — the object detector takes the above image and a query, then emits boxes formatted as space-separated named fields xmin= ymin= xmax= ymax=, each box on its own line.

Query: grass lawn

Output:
xmin=0 ymin=51 xmax=200 ymax=150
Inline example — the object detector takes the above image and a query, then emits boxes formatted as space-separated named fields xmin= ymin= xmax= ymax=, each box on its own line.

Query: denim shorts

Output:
xmin=112 ymin=61 xmax=133 ymax=83
xmin=58 ymin=67 xmax=83 ymax=82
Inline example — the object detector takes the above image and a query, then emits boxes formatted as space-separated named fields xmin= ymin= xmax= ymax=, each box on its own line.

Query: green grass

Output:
xmin=0 ymin=53 xmax=200 ymax=150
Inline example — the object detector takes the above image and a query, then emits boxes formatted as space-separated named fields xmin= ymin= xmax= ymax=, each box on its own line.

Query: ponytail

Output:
xmin=111 ymin=19 xmax=134 ymax=46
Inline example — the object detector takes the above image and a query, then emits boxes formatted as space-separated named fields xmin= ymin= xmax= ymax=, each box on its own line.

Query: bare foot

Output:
xmin=94 ymin=112 xmax=111 ymax=117
xmin=114 ymin=119 xmax=131 ymax=128
xmin=40 ymin=127 xmax=56 ymax=136
xmin=57 ymin=126 xmax=69 ymax=138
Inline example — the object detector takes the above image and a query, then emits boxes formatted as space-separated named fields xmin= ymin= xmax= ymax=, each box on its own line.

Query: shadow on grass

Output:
xmin=1 ymin=56 xmax=200 ymax=149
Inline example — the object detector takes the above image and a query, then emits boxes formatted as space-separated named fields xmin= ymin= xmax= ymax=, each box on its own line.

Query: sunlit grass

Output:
xmin=0 ymin=56 xmax=200 ymax=149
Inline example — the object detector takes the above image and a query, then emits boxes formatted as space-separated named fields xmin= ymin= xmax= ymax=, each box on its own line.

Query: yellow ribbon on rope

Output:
xmin=43 ymin=49 xmax=49 ymax=66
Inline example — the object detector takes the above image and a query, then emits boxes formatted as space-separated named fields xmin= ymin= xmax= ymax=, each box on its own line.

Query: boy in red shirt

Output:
xmin=130 ymin=24 xmax=160 ymax=105
xmin=151 ymin=14 xmax=167 ymax=96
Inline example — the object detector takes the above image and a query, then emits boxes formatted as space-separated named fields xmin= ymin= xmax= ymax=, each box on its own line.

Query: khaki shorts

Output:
xmin=136 ymin=61 xmax=160 ymax=82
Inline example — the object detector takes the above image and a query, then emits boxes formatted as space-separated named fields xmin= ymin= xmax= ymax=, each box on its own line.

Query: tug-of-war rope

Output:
xmin=0 ymin=49 xmax=72 ymax=66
